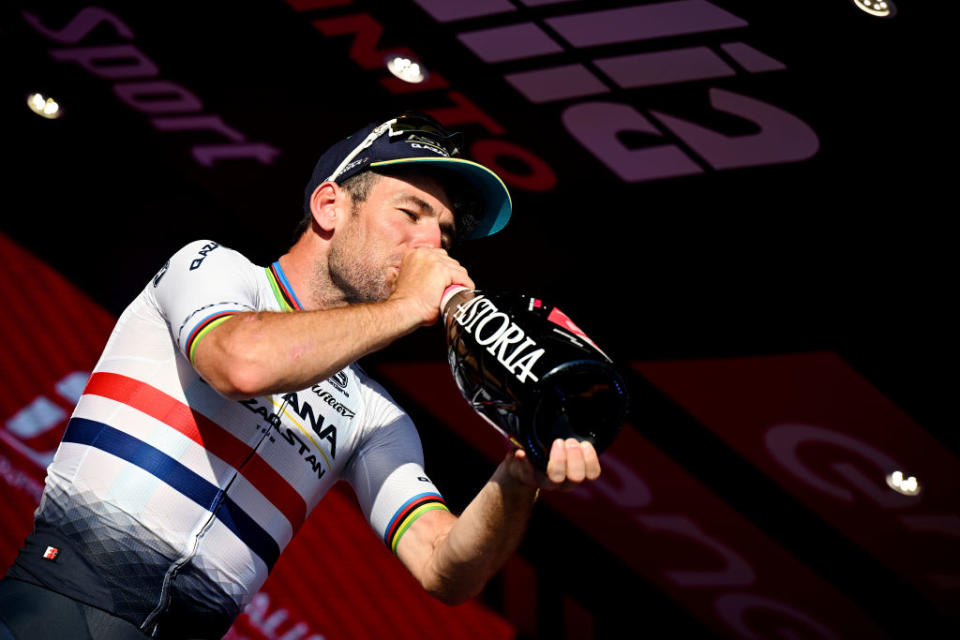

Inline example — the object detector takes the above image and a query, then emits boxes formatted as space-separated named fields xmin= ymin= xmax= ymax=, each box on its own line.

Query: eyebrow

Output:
xmin=395 ymin=194 xmax=457 ymax=246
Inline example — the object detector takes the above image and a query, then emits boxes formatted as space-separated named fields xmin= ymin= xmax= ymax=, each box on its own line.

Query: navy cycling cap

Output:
xmin=304 ymin=112 xmax=512 ymax=240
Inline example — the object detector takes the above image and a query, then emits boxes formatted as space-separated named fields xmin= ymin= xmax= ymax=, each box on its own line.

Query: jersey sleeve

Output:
xmin=149 ymin=240 xmax=260 ymax=363
xmin=343 ymin=374 xmax=449 ymax=554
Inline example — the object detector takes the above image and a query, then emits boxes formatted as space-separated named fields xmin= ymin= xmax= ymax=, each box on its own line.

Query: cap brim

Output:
xmin=370 ymin=157 xmax=512 ymax=240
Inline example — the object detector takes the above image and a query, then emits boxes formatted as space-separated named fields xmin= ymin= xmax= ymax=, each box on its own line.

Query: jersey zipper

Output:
xmin=139 ymin=394 xmax=284 ymax=634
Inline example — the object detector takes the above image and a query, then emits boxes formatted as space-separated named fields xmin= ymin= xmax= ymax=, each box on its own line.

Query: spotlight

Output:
xmin=885 ymin=470 xmax=921 ymax=496
xmin=850 ymin=0 xmax=897 ymax=18
xmin=385 ymin=54 xmax=428 ymax=84
xmin=26 ymin=92 xmax=63 ymax=119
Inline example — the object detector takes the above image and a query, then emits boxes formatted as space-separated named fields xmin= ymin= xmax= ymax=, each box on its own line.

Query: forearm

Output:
xmin=419 ymin=461 xmax=538 ymax=604
xmin=399 ymin=442 xmax=600 ymax=604
xmin=195 ymin=296 xmax=421 ymax=399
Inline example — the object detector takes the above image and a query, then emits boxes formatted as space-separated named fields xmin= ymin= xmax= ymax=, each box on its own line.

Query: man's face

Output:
xmin=327 ymin=171 xmax=456 ymax=304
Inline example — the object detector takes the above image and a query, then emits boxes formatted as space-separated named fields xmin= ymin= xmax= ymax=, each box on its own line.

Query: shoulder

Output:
xmin=167 ymin=240 xmax=252 ymax=270
xmin=149 ymin=240 xmax=267 ymax=329
xmin=153 ymin=240 xmax=258 ymax=287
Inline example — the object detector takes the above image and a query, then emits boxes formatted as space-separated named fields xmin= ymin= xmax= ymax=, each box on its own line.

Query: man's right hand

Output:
xmin=389 ymin=247 xmax=474 ymax=327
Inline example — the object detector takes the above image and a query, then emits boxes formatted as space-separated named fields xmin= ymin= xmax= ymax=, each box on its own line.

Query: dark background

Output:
xmin=2 ymin=1 xmax=952 ymax=637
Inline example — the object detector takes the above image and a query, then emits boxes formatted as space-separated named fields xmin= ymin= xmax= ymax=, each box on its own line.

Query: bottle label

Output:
xmin=451 ymin=294 xmax=546 ymax=384
xmin=546 ymin=307 xmax=609 ymax=359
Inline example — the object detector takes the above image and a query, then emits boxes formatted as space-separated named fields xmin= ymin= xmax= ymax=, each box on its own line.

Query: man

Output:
xmin=0 ymin=113 xmax=601 ymax=639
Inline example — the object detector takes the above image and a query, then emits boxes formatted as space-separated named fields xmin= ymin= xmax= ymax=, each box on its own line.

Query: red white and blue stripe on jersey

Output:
xmin=74 ymin=364 xmax=445 ymax=569
xmin=71 ymin=371 xmax=308 ymax=568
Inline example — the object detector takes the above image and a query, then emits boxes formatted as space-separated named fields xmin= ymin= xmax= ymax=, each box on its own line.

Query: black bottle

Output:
xmin=441 ymin=286 xmax=629 ymax=471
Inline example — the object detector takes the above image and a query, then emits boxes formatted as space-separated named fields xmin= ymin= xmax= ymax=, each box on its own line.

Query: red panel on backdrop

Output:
xmin=0 ymin=234 xmax=116 ymax=572
xmin=376 ymin=362 xmax=890 ymax=639
xmin=0 ymin=233 xmax=513 ymax=640
xmin=635 ymin=354 xmax=960 ymax=620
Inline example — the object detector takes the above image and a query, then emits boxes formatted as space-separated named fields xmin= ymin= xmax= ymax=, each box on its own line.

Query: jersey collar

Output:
xmin=266 ymin=261 xmax=304 ymax=311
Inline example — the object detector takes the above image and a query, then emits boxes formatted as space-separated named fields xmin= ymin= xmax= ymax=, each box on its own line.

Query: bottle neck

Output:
xmin=440 ymin=284 xmax=471 ymax=312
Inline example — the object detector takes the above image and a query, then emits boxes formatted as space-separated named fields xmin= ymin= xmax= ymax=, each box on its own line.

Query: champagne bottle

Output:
xmin=441 ymin=285 xmax=629 ymax=471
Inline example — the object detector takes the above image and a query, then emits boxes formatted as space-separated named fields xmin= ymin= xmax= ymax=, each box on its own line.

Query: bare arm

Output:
xmin=193 ymin=247 xmax=472 ymax=399
xmin=194 ymin=297 xmax=419 ymax=399
xmin=396 ymin=438 xmax=601 ymax=605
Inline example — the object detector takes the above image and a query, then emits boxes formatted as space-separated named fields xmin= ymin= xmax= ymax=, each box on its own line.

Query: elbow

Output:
xmin=212 ymin=351 xmax=273 ymax=400
xmin=419 ymin=563 xmax=487 ymax=606
xmin=413 ymin=525 xmax=494 ymax=606
xmin=214 ymin=369 xmax=268 ymax=401
xmin=423 ymin=581 xmax=480 ymax=607
xmin=434 ymin=592 xmax=472 ymax=607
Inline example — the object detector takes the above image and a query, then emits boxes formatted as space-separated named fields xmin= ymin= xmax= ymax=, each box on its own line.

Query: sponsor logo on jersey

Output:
xmin=189 ymin=242 xmax=219 ymax=270
xmin=328 ymin=370 xmax=350 ymax=397
xmin=239 ymin=393 xmax=339 ymax=478
xmin=283 ymin=392 xmax=338 ymax=459
xmin=309 ymin=386 xmax=355 ymax=419
xmin=452 ymin=295 xmax=545 ymax=383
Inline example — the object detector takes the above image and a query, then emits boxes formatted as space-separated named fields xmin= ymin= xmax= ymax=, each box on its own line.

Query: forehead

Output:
xmin=371 ymin=170 xmax=451 ymax=203
xmin=367 ymin=171 xmax=456 ymax=222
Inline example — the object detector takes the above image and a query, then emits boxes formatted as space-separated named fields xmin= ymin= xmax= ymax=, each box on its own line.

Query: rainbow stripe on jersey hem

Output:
xmin=384 ymin=493 xmax=449 ymax=554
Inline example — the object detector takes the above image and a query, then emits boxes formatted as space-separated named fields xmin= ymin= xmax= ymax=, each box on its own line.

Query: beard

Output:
xmin=327 ymin=247 xmax=393 ymax=304
xmin=325 ymin=232 xmax=395 ymax=305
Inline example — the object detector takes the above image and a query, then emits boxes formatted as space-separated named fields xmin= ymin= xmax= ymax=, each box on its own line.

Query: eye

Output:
xmin=401 ymin=208 xmax=419 ymax=222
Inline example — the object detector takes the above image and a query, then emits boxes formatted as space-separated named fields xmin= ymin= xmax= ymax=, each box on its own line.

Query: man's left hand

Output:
xmin=504 ymin=438 xmax=601 ymax=492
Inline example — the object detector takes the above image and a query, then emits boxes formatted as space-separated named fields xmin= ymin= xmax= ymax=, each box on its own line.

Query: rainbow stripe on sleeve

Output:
xmin=186 ymin=311 xmax=240 ymax=364
xmin=384 ymin=493 xmax=449 ymax=553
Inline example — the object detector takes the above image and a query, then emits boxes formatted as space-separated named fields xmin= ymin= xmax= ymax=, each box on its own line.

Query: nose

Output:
xmin=410 ymin=217 xmax=443 ymax=249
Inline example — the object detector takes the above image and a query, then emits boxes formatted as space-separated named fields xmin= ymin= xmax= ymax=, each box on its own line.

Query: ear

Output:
xmin=309 ymin=182 xmax=341 ymax=232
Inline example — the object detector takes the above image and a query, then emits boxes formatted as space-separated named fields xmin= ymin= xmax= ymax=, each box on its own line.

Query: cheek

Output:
xmin=380 ymin=222 xmax=413 ymax=253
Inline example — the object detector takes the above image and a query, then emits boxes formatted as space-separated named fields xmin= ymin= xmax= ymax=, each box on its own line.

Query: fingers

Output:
xmin=546 ymin=438 xmax=567 ymax=484
xmin=502 ymin=438 xmax=603 ymax=494
xmin=543 ymin=438 xmax=602 ymax=491
xmin=404 ymin=248 xmax=473 ymax=291
xmin=445 ymin=258 xmax=474 ymax=291
xmin=582 ymin=441 xmax=601 ymax=481
xmin=505 ymin=447 xmax=537 ymax=487
xmin=392 ymin=248 xmax=473 ymax=324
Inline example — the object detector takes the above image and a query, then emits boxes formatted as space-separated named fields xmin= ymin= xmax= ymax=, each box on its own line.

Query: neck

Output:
xmin=279 ymin=232 xmax=350 ymax=312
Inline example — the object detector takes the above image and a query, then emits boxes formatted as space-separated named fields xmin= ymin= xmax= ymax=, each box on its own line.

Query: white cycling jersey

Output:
xmin=9 ymin=240 xmax=447 ymax=639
